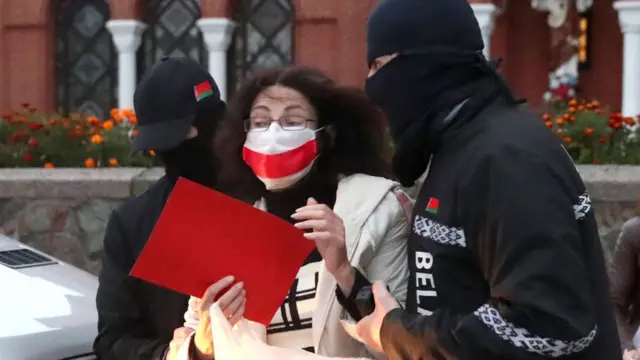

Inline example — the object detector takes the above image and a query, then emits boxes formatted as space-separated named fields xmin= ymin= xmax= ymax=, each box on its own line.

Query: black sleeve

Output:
xmin=335 ymin=269 xmax=372 ymax=321
xmin=93 ymin=210 xmax=168 ymax=360
xmin=379 ymin=150 xmax=597 ymax=360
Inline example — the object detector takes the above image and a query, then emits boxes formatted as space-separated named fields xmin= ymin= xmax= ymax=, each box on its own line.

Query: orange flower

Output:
xmin=149 ymin=150 xmax=156 ymax=157
xmin=568 ymin=107 xmax=576 ymax=114
xmin=584 ymin=128 xmax=593 ymax=136
xmin=569 ymin=99 xmax=577 ymax=107
xmin=592 ymin=100 xmax=600 ymax=108
xmin=110 ymin=108 xmax=123 ymax=122
xmin=108 ymin=158 xmax=119 ymax=167
xmin=542 ymin=113 xmax=550 ymax=121
xmin=593 ymin=158 xmax=601 ymax=165
xmin=128 ymin=115 xmax=137 ymax=125
xmin=577 ymin=105 xmax=585 ymax=111
xmin=625 ymin=117 xmax=636 ymax=126
xmin=91 ymin=134 xmax=105 ymax=144
xmin=87 ymin=116 xmax=99 ymax=125
xmin=44 ymin=162 xmax=55 ymax=169
xmin=556 ymin=118 xmax=565 ymax=126
xmin=569 ymin=116 xmax=576 ymax=122
xmin=563 ymin=113 xmax=571 ymax=120
xmin=595 ymin=109 xmax=602 ymax=115
xmin=545 ymin=121 xmax=553 ymax=128
xmin=84 ymin=158 xmax=96 ymax=168
xmin=102 ymin=120 xmax=115 ymax=130
xmin=563 ymin=136 xmax=572 ymax=143
xmin=122 ymin=108 xmax=135 ymax=118
xmin=47 ymin=119 xmax=57 ymax=126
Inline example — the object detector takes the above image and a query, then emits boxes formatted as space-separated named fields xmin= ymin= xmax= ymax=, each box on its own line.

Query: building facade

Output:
xmin=0 ymin=0 xmax=639 ymax=119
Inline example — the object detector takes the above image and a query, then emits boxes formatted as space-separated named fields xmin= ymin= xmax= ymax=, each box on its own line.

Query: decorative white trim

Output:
xmin=474 ymin=304 xmax=597 ymax=357
xmin=106 ymin=20 xmax=147 ymax=111
xmin=573 ymin=191 xmax=592 ymax=220
xmin=196 ymin=18 xmax=236 ymax=101
xmin=614 ymin=1 xmax=640 ymax=116
xmin=470 ymin=3 xmax=498 ymax=59
xmin=413 ymin=215 xmax=467 ymax=248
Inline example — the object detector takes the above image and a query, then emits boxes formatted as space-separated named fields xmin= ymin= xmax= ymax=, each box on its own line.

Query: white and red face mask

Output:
xmin=243 ymin=124 xmax=322 ymax=190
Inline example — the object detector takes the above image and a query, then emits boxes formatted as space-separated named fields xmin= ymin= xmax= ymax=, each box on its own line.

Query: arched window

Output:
xmin=138 ymin=0 xmax=207 ymax=77
xmin=55 ymin=0 xmax=117 ymax=119
xmin=228 ymin=0 xmax=295 ymax=95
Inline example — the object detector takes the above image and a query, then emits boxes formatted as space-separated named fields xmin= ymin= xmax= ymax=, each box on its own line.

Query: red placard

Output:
xmin=130 ymin=178 xmax=315 ymax=325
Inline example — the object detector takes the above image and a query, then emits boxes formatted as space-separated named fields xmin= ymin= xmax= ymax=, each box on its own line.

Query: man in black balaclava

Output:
xmin=349 ymin=1 xmax=622 ymax=359
xmin=94 ymin=57 xmax=225 ymax=360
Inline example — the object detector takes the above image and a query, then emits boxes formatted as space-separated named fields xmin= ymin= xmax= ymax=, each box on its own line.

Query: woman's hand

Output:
xmin=624 ymin=349 xmax=640 ymax=360
xmin=165 ymin=327 xmax=195 ymax=360
xmin=292 ymin=198 xmax=355 ymax=293
xmin=193 ymin=276 xmax=246 ymax=360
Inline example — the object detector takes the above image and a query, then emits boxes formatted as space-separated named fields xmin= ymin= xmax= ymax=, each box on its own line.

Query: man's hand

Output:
xmin=165 ymin=327 xmax=195 ymax=360
xmin=292 ymin=197 xmax=354 ymax=292
xmin=355 ymin=281 xmax=400 ymax=353
xmin=193 ymin=276 xmax=246 ymax=360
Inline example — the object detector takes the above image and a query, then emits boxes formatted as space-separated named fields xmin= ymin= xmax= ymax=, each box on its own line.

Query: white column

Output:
xmin=470 ymin=3 xmax=498 ymax=59
xmin=196 ymin=18 xmax=236 ymax=101
xmin=106 ymin=19 xmax=146 ymax=111
xmin=614 ymin=1 xmax=640 ymax=116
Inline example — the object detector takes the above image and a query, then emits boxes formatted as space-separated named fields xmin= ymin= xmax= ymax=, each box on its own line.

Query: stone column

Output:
xmin=105 ymin=19 xmax=146 ymax=111
xmin=614 ymin=0 xmax=640 ymax=116
xmin=196 ymin=18 xmax=236 ymax=101
xmin=470 ymin=2 xmax=498 ymax=58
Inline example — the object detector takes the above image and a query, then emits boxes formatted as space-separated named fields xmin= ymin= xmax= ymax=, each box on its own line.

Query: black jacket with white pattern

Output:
xmin=379 ymin=99 xmax=621 ymax=360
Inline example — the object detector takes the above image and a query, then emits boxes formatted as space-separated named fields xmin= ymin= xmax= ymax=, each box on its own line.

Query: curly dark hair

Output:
xmin=215 ymin=66 xmax=394 ymax=202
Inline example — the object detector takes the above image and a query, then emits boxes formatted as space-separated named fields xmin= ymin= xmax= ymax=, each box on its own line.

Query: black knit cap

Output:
xmin=366 ymin=0 xmax=485 ymax=65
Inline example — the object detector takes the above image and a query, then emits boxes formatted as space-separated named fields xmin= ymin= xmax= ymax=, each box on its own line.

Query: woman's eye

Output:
xmin=283 ymin=116 xmax=305 ymax=125
xmin=252 ymin=119 xmax=269 ymax=128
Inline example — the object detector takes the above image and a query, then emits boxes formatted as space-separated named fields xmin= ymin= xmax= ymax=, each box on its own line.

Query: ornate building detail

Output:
xmin=531 ymin=0 xmax=594 ymax=102
xmin=228 ymin=0 xmax=295 ymax=93
xmin=55 ymin=0 xmax=117 ymax=119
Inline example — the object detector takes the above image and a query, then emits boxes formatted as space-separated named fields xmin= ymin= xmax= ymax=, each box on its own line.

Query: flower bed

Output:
xmin=543 ymin=99 xmax=640 ymax=164
xmin=0 ymin=105 xmax=156 ymax=168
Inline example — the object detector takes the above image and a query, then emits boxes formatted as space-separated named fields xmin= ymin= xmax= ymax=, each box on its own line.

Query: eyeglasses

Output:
xmin=244 ymin=116 xmax=317 ymax=132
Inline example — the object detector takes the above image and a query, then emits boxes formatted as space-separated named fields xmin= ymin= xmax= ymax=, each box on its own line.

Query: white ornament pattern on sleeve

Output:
xmin=573 ymin=191 xmax=592 ymax=221
xmin=474 ymin=304 xmax=597 ymax=357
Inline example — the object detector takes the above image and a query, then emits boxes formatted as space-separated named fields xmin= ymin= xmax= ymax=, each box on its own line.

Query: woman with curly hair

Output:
xmin=180 ymin=66 xmax=412 ymax=359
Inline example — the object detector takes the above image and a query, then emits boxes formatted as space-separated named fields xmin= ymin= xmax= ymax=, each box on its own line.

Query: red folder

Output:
xmin=130 ymin=178 xmax=315 ymax=325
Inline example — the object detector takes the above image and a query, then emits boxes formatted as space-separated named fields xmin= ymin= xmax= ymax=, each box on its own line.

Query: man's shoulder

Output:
xmin=466 ymin=106 xmax=567 ymax=166
xmin=112 ymin=177 xmax=172 ymax=228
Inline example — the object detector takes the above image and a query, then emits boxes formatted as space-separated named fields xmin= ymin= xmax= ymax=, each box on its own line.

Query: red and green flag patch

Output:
xmin=425 ymin=197 xmax=439 ymax=215
xmin=194 ymin=81 xmax=213 ymax=102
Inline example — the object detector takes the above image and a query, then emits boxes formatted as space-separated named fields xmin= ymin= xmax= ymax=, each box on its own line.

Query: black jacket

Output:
xmin=378 ymin=101 xmax=621 ymax=359
xmin=94 ymin=177 xmax=189 ymax=360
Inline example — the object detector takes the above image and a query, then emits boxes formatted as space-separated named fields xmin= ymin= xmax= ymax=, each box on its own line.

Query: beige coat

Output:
xmin=180 ymin=174 xmax=411 ymax=359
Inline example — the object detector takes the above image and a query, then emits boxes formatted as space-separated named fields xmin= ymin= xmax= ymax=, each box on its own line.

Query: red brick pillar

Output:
xmin=0 ymin=0 xmax=54 ymax=113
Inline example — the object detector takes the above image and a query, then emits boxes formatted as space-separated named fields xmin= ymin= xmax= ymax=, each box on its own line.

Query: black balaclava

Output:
xmin=157 ymin=101 xmax=225 ymax=189
xmin=365 ymin=0 xmax=521 ymax=186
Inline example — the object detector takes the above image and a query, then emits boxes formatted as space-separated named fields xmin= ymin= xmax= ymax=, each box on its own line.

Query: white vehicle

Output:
xmin=0 ymin=233 xmax=98 ymax=360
